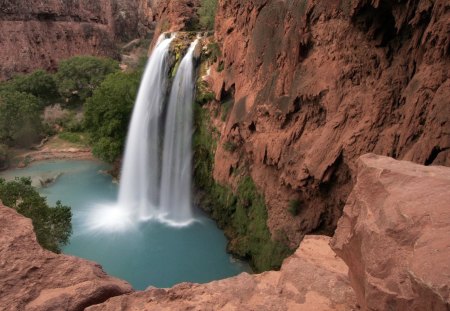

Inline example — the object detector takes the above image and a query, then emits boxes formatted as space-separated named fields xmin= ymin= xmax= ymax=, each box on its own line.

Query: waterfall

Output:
xmin=115 ymin=35 xmax=198 ymax=228
xmin=159 ymin=40 xmax=198 ymax=225
xmin=118 ymin=35 xmax=173 ymax=219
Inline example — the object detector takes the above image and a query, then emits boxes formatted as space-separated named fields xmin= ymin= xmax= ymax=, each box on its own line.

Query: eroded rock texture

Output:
xmin=0 ymin=0 xmax=155 ymax=80
xmin=331 ymin=154 xmax=450 ymax=311
xmin=88 ymin=235 xmax=357 ymax=311
xmin=150 ymin=0 xmax=200 ymax=46
xmin=0 ymin=204 xmax=132 ymax=311
xmin=209 ymin=0 xmax=450 ymax=246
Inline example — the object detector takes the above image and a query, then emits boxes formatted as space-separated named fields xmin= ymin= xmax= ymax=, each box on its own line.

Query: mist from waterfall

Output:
xmin=110 ymin=35 xmax=198 ymax=229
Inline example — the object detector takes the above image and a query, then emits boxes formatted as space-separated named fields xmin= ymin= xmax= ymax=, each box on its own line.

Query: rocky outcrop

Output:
xmin=150 ymin=0 xmax=200 ymax=47
xmin=206 ymin=0 xmax=450 ymax=247
xmin=0 ymin=204 xmax=132 ymax=311
xmin=331 ymin=154 xmax=450 ymax=310
xmin=0 ymin=0 xmax=156 ymax=80
xmin=87 ymin=235 xmax=357 ymax=311
xmin=112 ymin=0 xmax=157 ymax=42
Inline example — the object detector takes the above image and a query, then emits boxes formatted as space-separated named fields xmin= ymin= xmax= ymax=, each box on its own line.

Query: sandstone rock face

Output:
xmin=0 ymin=0 xmax=155 ymax=80
xmin=88 ymin=235 xmax=357 ymax=311
xmin=208 ymin=0 xmax=450 ymax=246
xmin=331 ymin=154 xmax=450 ymax=311
xmin=150 ymin=0 xmax=200 ymax=47
xmin=0 ymin=204 xmax=132 ymax=311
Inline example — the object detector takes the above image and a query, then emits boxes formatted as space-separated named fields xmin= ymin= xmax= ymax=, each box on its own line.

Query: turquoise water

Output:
xmin=1 ymin=160 xmax=249 ymax=289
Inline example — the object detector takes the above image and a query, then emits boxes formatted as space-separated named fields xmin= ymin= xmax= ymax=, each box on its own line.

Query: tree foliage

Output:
xmin=0 ymin=177 xmax=72 ymax=253
xmin=198 ymin=0 xmax=218 ymax=30
xmin=0 ymin=144 xmax=8 ymax=169
xmin=1 ymin=70 xmax=59 ymax=106
xmin=84 ymin=71 xmax=141 ymax=162
xmin=55 ymin=56 xmax=119 ymax=105
xmin=0 ymin=90 xmax=42 ymax=147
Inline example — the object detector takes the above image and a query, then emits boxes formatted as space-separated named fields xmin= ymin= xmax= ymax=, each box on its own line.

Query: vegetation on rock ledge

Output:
xmin=193 ymin=93 xmax=293 ymax=272
xmin=0 ymin=177 xmax=72 ymax=253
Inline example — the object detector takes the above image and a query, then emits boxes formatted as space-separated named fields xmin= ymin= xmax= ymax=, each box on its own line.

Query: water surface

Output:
xmin=1 ymin=160 xmax=249 ymax=289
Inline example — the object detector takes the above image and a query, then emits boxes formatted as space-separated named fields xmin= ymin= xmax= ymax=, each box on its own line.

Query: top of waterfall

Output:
xmin=156 ymin=32 xmax=177 ymax=46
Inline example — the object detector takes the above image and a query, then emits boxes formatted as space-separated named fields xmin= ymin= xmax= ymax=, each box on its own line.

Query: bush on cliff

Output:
xmin=0 ymin=177 xmax=72 ymax=253
xmin=193 ymin=102 xmax=293 ymax=272
xmin=0 ymin=90 xmax=43 ymax=147
xmin=198 ymin=0 xmax=218 ymax=30
xmin=1 ymin=70 xmax=59 ymax=106
xmin=84 ymin=71 xmax=141 ymax=162
xmin=55 ymin=56 xmax=119 ymax=105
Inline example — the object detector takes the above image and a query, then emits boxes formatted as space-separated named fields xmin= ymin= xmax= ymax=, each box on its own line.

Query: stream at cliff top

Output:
xmin=0 ymin=160 xmax=249 ymax=290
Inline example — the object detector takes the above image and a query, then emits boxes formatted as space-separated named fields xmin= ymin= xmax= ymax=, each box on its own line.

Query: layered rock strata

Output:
xmin=0 ymin=204 xmax=132 ymax=311
xmin=0 ymin=0 xmax=155 ymax=80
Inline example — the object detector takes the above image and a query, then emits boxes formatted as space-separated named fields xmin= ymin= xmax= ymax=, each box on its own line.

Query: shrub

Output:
xmin=196 ymin=90 xmax=215 ymax=106
xmin=0 ymin=144 xmax=9 ymax=169
xmin=55 ymin=56 xmax=119 ymax=105
xmin=193 ymin=101 xmax=293 ymax=272
xmin=207 ymin=42 xmax=222 ymax=62
xmin=223 ymin=140 xmax=238 ymax=153
xmin=221 ymin=99 xmax=233 ymax=122
xmin=217 ymin=61 xmax=225 ymax=72
xmin=1 ymin=70 xmax=59 ymax=106
xmin=59 ymin=132 xmax=89 ymax=145
xmin=198 ymin=0 xmax=218 ymax=30
xmin=0 ymin=90 xmax=42 ymax=147
xmin=84 ymin=71 xmax=141 ymax=162
xmin=0 ymin=177 xmax=72 ymax=253
xmin=288 ymin=199 xmax=302 ymax=216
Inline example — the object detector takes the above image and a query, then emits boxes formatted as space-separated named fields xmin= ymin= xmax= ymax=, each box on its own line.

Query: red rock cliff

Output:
xmin=0 ymin=204 xmax=132 ymax=311
xmin=208 ymin=0 xmax=450 ymax=246
xmin=0 ymin=0 xmax=156 ymax=80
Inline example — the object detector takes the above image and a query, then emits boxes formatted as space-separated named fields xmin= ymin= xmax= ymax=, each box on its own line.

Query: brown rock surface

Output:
xmin=331 ymin=154 xmax=450 ymax=310
xmin=150 ymin=0 xmax=200 ymax=47
xmin=0 ymin=204 xmax=132 ymax=311
xmin=0 ymin=0 xmax=156 ymax=80
xmin=205 ymin=0 xmax=450 ymax=246
xmin=88 ymin=235 xmax=357 ymax=311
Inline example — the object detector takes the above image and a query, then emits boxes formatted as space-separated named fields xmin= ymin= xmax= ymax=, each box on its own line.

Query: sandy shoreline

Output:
xmin=4 ymin=136 xmax=96 ymax=170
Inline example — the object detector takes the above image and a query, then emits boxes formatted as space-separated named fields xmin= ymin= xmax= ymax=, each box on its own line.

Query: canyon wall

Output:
xmin=207 ymin=0 xmax=449 ymax=246
xmin=0 ymin=0 xmax=156 ymax=80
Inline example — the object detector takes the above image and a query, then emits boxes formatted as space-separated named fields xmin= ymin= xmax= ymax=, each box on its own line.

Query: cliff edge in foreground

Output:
xmin=0 ymin=155 xmax=448 ymax=310
xmin=87 ymin=235 xmax=356 ymax=311
xmin=331 ymin=153 xmax=450 ymax=311
xmin=0 ymin=204 xmax=132 ymax=311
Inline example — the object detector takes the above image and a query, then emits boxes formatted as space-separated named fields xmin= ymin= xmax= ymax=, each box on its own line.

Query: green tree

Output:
xmin=0 ymin=144 xmax=8 ymax=169
xmin=198 ymin=0 xmax=218 ymax=30
xmin=5 ymin=70 xmax=59 ymax=106
xmin=84 ymin=71 xmax=141 ymax=162
xmin=0 ymin=177 xmax=72 ymax=253
xmin=0 ymin=90 xmax=42 ymax=147
xmin=55 ymin=56 xmax=119 ymax=105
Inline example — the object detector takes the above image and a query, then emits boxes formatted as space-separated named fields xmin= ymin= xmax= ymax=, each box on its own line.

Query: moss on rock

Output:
xmin=192 ymin=86 xmax=293 ymax=272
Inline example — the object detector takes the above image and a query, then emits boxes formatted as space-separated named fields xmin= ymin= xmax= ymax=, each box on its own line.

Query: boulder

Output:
xmin=331 ymin=154 xmax=450 ymax=310
xmin=0 ymin=204 xmax=133 ymax=311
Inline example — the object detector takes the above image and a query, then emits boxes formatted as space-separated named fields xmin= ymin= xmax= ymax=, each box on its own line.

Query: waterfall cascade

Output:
xmin=109 ymin=34 xmax=198 ymax=228
xmin=159 ymin=40 xmax=198 ymax=225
